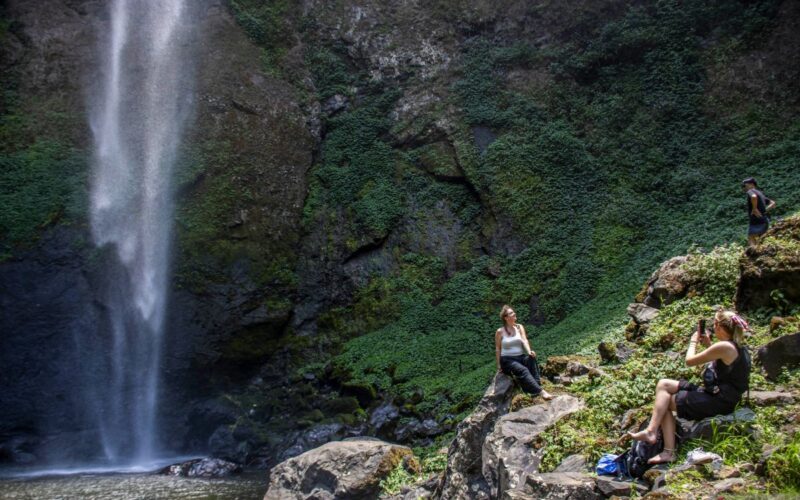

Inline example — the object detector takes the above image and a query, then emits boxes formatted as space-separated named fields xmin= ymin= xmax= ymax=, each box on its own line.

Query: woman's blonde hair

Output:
xmin=500 ymin=304 xmax=513 ymax=322
xmin=715 ymin=310 xmax=747 ymax=344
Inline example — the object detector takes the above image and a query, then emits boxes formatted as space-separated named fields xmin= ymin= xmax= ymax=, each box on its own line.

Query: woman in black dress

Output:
xmin=626 ymin=310 xmax=750 ymax=464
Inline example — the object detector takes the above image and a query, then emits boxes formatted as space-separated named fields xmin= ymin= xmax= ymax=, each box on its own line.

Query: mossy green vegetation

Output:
xmin=532 ymin=226 xmax=800 ymax=495
xmin=0 ymin=82 xmax=88 ymax=257
xmin=302 ymin=0 xmax=800 ymax=427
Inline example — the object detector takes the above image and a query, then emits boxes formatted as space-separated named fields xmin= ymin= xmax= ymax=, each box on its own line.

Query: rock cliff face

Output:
xmin=3 ymin=0 xmax=800 ymax=468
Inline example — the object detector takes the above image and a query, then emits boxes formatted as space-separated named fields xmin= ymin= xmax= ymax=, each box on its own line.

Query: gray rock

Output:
xmin=749 ymin=390 xmax=795 ymax=406
xmin=395 ymin=418 xmax=442 ymax=442
xmin=520 ymin=472 xmax=600 ymax=500
xmin=369 ymin=402 xmax=400 ymax=436
xmin=263 ymin=438 xmax=411 ymax=500
xmin=566 ymin=361 xmax=591 ymax=377
xmin=482 ymin=395 xmax=585 ymax=498
xmin=712 ymin=477 xmax=745 ymax=493
xmin=639 ymin=256 xmax=691 ymax=308
xmin=280 ymin=423 xmax=345 ymax=461
xmin=677 ymin=408 xmax=756 ymax=442
xmin=627 ymin=303 xmax=660 ymax=325
xmin=756 ymin=333 xmax=800 ymax=380
xmin=160 ymin=458 xmax=242 ymax=477
xmin=595 ymin=476 xmax=649 ymax=497
xmin=554 ymin=454 xmax=588 ymax=473
xmin=437 ymin=373 xmax=514 ymax=500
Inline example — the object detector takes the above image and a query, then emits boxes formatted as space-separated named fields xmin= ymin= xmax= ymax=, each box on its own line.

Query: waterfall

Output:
xmin=88 ymin=0 xmax=195 ymax=464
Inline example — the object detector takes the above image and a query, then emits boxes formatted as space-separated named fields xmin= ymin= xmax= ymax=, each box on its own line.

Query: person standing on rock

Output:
xmin=495 ymin=305 xmax=553 ymax=400
xmin=742 ymin=177 xmax=775 ymax=247
xmin=626 ymin=309 xmax=751 ymax=464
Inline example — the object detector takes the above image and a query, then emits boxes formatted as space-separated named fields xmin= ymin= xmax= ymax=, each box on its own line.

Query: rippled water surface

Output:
xmin=0 ymin=470 xmax=267 ymax=500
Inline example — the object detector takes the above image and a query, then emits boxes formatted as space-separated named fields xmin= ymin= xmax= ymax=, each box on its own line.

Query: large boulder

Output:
xmin=264 ymin=438 xmax=411 ymax=500
xmin=482 ymin=395 xmax=585 ymax=498
xmin=627 ymin=303 xmax=660 ymax=325
xmin=755 ymin=332 xmax=800 ymax=380
xmin=436 ymin=373 xmax=514 ymax=500
xmin=678 ymin=407 xmax=756 ymax=442
xmin=636 ymin=255 xmax=692 ymax=308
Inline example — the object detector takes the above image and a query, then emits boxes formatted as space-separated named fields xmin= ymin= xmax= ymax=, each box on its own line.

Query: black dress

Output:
xmin=675 ymin=341 xmax=749 ymax=421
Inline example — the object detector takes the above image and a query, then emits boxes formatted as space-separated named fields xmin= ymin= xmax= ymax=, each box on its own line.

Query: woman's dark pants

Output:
xmin=500 ymin=354 xmax=543 ymax=395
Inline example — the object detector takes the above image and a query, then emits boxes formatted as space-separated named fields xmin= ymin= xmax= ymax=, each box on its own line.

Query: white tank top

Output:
xmin=500 ymin=325 xmax=525 ymax=356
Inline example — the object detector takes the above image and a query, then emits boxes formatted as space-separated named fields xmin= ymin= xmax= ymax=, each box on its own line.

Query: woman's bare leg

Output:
xmin=629 ymin=379 xmax=679 ymax=444
xmin=648 ymin=395 xmax=678 ymax=464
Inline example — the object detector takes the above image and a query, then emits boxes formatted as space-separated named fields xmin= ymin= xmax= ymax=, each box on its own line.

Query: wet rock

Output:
xmin=595 ymin=476 xmax=649 ymax=497
xmin=437 ymin=373 xmax=514 ymax=500
xmin=756 ymin=332 xmax=800 ymax=380
xmin=264 ymin=438 xmax=411 ymax=500
xmin=749 ymin=390 xmax=795 ymax=406
xmin=554 ymin=454 xmax=588 ymax=473
xmin=369 ymin=402 xmax=400 ymax=436
xmin=677 ymin=408 xmax=756 ymax=442
xmin=627 ymin=303 xmax=660 ymax=325
xmin=637 ymin=255 xmax=691 ymax=308
xmin=160 ymin=457 xmax=242 ymax=477
xmin=520 ymin=472 xmax=600 ymax=500
xmin=482 ymin=395 xmax=585 ymax=498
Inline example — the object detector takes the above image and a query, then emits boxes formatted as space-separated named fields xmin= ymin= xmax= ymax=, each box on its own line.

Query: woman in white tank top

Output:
xmin=495 ymin=305 xmax=553 ymax=400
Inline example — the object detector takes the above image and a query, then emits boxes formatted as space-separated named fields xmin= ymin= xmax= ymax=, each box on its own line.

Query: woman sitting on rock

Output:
xmin=495 ymin=305 xmax=553 ymax=400
xmin=627 ymin=309 xmax=751 ymax=464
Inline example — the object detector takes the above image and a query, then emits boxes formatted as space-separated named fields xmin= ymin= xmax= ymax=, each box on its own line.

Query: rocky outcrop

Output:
xmin=735 ymin=217 xmax=800 ymax=312
xmin=436 ymin=374 xmax=514 ymax=499
xmin=636 ymin=255 xmax=692 ymax=308
xmin=756 ymin=332 xmax=800 ymax=380
xmin=482 ymin=395 xmax=585 ymax=498
xmin=263 ymin=438 xmax=411 ymax=500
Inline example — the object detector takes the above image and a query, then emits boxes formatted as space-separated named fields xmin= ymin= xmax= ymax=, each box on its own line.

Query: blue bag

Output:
xmin=596 ymin=453 xmax=619 ymax=475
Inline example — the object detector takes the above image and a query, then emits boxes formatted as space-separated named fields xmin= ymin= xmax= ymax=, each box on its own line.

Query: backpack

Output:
xmin=616 ymin=428 xmax=664 ymax=479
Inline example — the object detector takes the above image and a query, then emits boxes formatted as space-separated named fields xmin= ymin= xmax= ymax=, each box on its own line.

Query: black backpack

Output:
xmin=616 ymin=428 xmax=664 ymax=479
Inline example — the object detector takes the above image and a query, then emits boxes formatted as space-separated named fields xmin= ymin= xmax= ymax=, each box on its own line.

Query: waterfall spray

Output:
xmin=89 ymin=0 xmax=194 ymax=464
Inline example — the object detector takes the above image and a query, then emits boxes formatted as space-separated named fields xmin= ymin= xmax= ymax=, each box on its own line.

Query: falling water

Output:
xmin=88 ymin=0 xmax=195 ymax=464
